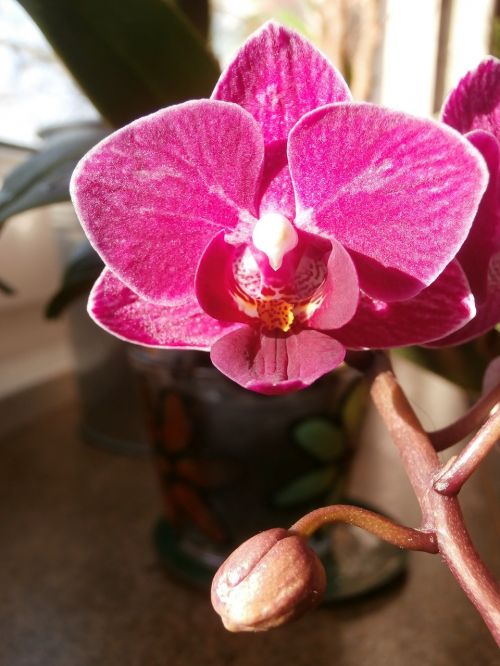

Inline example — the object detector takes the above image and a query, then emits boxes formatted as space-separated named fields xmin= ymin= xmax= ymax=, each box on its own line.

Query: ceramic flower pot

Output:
xmin=129 ymin=348 xmax=406 ymax=599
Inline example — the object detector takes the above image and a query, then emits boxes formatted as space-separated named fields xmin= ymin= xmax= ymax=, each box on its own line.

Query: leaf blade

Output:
xmin=17 ymin=0 xmax=221 ymax=127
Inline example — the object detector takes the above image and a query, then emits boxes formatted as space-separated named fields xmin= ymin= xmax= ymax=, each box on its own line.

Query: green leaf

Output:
xmin=45 ymin=240 xmax=104 ymax=318
xmin=17 ymin=0 xmax=220 ymax=127
xmin=274 ymin=468 xmax=337 ymax=508
xmin=293 ymin=417 xmax=346 ymax=462
xmin=176 ymin=0 xmax=210 ymax=41
xmin=0 ymin=125 xmax=109 ymax=228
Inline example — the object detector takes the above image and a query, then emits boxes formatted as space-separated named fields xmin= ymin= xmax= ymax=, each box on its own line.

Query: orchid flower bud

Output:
xmin=211 ymin=528 xmax=326 ymax=632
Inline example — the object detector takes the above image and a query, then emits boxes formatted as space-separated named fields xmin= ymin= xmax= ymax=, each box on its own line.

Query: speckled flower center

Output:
xmin=231 ymin=241 xmax=328 ymax=332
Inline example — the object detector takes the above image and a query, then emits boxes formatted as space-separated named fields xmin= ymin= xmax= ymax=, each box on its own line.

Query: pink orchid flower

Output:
xmin=427 ymin=57 xmax=500 ymax=347
xmin=71 ymin=22 xmax=488 ymax=395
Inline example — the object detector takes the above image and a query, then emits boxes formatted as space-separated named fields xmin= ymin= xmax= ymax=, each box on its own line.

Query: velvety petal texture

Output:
xmin=195 ymin=231 xmax=254 ymax=324
xmin=289 ymin=103 xmax=487 ymax=301
xmin=71 ymin=100 xmax=264 ymax=305
xmin=442 ymin=57 xmax=500 ymax=138
xmin=427 ymin=256 xmax=500 ymax=346
xmin=213 ymin=21 xmax=351 ymax=219
xmin=306 ymin=239 xmax=359 ymax=330
xmin=89 ymin=269 xmax=237 ymax=348
xmin=257 ymin=142 xmax=296 ymax=218
xmin=456 ymin=131 xmax=500 ymax=303
xmin=213 ymin=20 xmax=350 ymax=145
xmin=335 ymin=261 xmax=475 ymax=349
xmin=438 ymin=57 xmax=500 ymax=345
xmin=210 ymin=326 xmax=345 ymax=395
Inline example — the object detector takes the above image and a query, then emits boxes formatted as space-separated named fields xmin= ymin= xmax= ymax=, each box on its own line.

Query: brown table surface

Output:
xmin=0 ymin=373 xmax=499 ymax=666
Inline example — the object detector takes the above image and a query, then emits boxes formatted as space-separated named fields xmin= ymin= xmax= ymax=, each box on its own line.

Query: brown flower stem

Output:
xmin=369 ymin=352 xmax=500 ymax=646
xmin=290 ymin=504 xmax=438 ymax=553
xmin=369 ymin=353 xmax=441 ymax=528
xmin=428 ymin=382 xmax=500 ymax=451
xmin=433 ymin=405 xmax=500 ymax=496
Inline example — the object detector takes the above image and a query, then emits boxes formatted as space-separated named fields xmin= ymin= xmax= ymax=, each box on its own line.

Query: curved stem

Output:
xmin=290 ymin=504 xmax=437 ymax=553
xmin=428 ymin=383 xmax=500 ymax=451
xmin=369 ymin=352 xmax=500 ymax=646
xmin=369 ymin=353 xmax=441 ymax=528
xmin=434 ymin=405 xmax=500 ymax=496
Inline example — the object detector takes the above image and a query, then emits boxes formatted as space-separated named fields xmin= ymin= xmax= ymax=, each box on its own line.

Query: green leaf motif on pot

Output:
xmin=274 ymin=468 xmax=338 ymax=508
xmin=293 ymin=417 xmax=346 ymax=462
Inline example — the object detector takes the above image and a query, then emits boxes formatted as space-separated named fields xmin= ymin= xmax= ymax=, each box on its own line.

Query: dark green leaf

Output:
xmin=45 ymin=240 xmax=104 ymax=318
xmin=293 ymin=417 xmax=346 ymax=462
xmin=17 ymin=0 xmax=220 ymax=127
xmin=176 ymin=0 xmax=210 ymax=41
xmin=274 ymin=468 xmax=337 ymax=508
xmin=0 ymin=125 xmax=109 ymax=228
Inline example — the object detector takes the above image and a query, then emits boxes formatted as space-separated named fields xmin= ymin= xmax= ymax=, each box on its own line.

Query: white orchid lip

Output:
xmin=252 ymin=213 xmax=299 ymax=271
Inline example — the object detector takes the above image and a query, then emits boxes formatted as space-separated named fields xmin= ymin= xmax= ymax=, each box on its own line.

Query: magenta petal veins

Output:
xmin=456 ymin=131 xmax=500 ymax=303
xmin=210 ymin=326 xmax=346 ymax=395
xmin=212 ymin=20 xmax=351 ymax=145
xmin=71 ymin=100 xmax=264 ymax=305
xmin=89 ymin=269 xmax=238 ymax=348
xmin=434 ymin=57 xmax=500 ymax=346
xmin=213 ymin=21 xmax=351 ymax=219
xmin=288 ymin=103 xmax=488 ymax=301
xmin=335 ymin=261 xmax=476 ymax=349
xmin=442 ymin=57 xmax=500 ymax=138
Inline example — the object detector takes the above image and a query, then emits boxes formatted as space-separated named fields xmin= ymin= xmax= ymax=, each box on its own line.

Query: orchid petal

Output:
xmin=71 ymin=100 xmax=264 ymax=305
xmin=210 ymin=326 xmax=345 ymax=395
xmin=335 ymin=261 xmax=475 ymax=349
xmin=457 ymin=130 xmax=500 ymax=303
xmin=89 ymin=269 xmax=236 ymax=349
xmin=257 ymin=140 xmax=296 ymax=218
xmin=212 ymin=21 xmax=350 ymax=145
xmin=213 ymin=21 xmax=350 ymax=218
xmin=427 ymin=255 xmax=500 ymax=346
xmin=289 ymin=103 xmax=488 ymax=301
xmin=195 ymin=231 xmax=254 ymax=324
xmin=306 ymin=238 xmax=359 ymax=330
xmin=442 ymin=57 xmax=500 ymax=139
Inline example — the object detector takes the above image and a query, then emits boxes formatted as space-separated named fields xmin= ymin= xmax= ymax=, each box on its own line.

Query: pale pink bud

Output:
xmin=211 ymin=528 xmax=326 ymax=632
